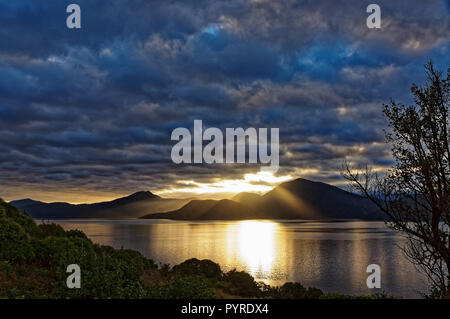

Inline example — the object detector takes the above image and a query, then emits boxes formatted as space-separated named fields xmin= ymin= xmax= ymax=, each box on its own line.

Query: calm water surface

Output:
xmin=43 ymin=219 xmax=427 ymax=298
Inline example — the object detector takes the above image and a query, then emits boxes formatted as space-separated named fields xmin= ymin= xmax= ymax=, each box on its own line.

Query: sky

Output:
xmin=0 ymin=0 xmax=449 ymax=203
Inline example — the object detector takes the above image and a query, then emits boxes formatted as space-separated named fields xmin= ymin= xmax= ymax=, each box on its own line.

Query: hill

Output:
xmin=10 ymin=178 xmax=383 ymax=220
xmin=142 ymin=199 xmax=258 ymax=220
xmin=232 ymin=192 xmax=262 ymax=205
xmin=142 ymin=178 xmax=383 ymax=220
xmin=11 ymin=191 xmax=189 ymax=219
xmin=255 ymin=178 xmax=382 ymax=220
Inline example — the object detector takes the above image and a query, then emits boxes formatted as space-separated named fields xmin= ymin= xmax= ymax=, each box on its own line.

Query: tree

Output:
xmin=343 ymin=62 xmax=449 ymax=298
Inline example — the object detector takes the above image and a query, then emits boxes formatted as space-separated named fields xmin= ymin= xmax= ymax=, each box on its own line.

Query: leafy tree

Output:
xmin=343 ymin=62 xmax=449 ymax=297
xmin=266 ymin=282 xmax=323 ymax=299
xmin=147 ymin=276 xmax=215 ymax=299
xmin=172 ymin=258 xmax=222 ymax=279
xmin=0 ymin=218 xmax=35 ymax=261
xmin=223 ymin=269 xmax=261 ymax=297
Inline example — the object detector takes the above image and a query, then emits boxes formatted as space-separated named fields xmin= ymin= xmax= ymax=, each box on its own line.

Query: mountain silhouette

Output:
xmin=232 ymin=192 xmax=262 ymax=205
xmin=254 ymin=178 xmax=382 ymax=220
xmin=9 ymin=198 xmax=44 ymax=207
xmin=11 ymin=191 xmax=188 ymax=219
xmin=144 ymin=199 xmax=217 ymax=219
xmin=11 ymin=178 xmax=383 ymax=220
xmin=141 ymin=178 xmax=383 ymax=220
xmin=142 ymin=199 xmax=258 ymax=220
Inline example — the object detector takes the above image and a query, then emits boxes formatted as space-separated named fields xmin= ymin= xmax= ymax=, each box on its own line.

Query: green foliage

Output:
xmin=266 ymin=282 xmax=323 ymax=299
xmin=0 ymin=199 xmax=151 ymax=298
xmin=172 ymin=258 xmax=222 ymax=279
xmin=70 ymin=248 xmax=147 ymax=299
xmin=223 ymin=269 xmax=261 ymax=297
xmin=148 ymin=276 xmax=215 ymax=299
xmin=320 ymin=292 xmax=393 ymax=299
xmin=0 ymin=260 xmax=55 ymax=298
xmin=35 ymin=238 xmax=148 ymax=298
xmin=65 ymin=229 xmax=89 ymax=240
xmin=35 ymin=223 xmax=66 ymax=239
xmin=0 ymin=199 xmax=39 ymax=236
xmin=0 ymin=218 xmax=35 ymax=261
xmin=34 ymin=223 xmax=91 ymax=241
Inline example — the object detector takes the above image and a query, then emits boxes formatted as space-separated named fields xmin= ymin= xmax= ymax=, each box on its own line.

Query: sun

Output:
xmin=159 ymin=171 xmax=292 ymax=198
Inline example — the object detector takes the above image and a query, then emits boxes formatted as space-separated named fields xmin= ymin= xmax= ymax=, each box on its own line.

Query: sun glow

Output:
xmin=236 ymin=221 xmax=277 ymax=276
xmin=159 ymin=172 xmax=292 ymax=197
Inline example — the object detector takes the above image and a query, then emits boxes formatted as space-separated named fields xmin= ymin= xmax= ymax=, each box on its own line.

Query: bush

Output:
xmin=223 ymin=270 xmax=261 ymax=297
xmin=320 ymin=292 xmax=393 ymax=299
xmin=269 ymin=282 xmax=323 ymax=299
xmin=0 ymin=199 xmax=39 ymax=236
xmin=65 ymin=229 xmax=90 ymax=240
xmin=172 ymin=258 xmax=222 ymax=279
xmin=37 ymin=237 xmax=148 ymax=298
xmin=148 ymin=276 xmax=215 ymax=299
xmin=78 ymin=249 xmax=146 ymax=298
xmin=36 ymin=223 xmax=66 ymax=239
xmin=0 ymin=218 xmax=35 ymax=261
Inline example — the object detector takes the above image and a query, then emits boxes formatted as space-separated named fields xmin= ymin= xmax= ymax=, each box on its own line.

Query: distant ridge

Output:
xmin=90 ymin=191 xmax=160 ymax=208
xmin=142 ymin=178 xmax=383 ymax=220
xmin=11 ymin=178 xmax=383 ymax=220
xmin=254 ymin=178 xmax=382 ymax=220
xmin=142 ymin=199 xmax=258 ymax=220
xmin=9 ymin=198 xmax=44 ymax=207
xmin=232 ymin=192 xmax=262 ymax=205
xmin=11 ymin=191 xmax=188 ymax=219
xmin=145 ymin=199 xmax=217 ymax=220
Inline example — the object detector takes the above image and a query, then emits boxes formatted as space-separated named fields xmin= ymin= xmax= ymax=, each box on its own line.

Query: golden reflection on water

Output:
xmin=233 ymin=221 xmax=277 ymax=277
xmin=53 ymin=219 xmax=427 ymax=297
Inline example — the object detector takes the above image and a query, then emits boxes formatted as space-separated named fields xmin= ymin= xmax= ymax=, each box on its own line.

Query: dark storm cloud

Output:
xmin=0 ymin=0 xmax=449 ymax=201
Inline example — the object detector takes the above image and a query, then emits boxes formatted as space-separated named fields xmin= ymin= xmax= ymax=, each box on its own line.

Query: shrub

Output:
xmin=148 ymin=276 xmax=215 ymax=299
xmin=0 ymin=218 xmax=35 ymax=261
xmin=36 ymin=223 xmax=66 ymax=239
xmin=172 ymin=258 xmax=222 ymax=279
xmin=223 ymin=270 xmax=261 ymax=297
xmin=65 ymin=229 xmax=90 ymax=240
xmin=0 ymin=199 xmax=39 ymax=236
xmin=270 ymin=282 xmax=323 ymax=299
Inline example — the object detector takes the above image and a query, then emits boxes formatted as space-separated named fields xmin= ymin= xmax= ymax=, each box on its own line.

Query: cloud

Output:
xmin=0 ymin=0 xmax=449 ymax=202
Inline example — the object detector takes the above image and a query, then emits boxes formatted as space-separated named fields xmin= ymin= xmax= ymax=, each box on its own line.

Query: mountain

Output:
xmin=11 ymin=191 xmax=189 ymax=219
xmin=254 ymin=178 xmax=382 ymax=220
xmin=11 ymin=178 xmax=383 ymax=220
xmin=9 ymin=198 xmax=44 ymax=207
xmin=141 ymin=199 xmax=258 ymax=220
xmin=143 ymin=200 xmax=217 ymax=220
xmin=141 ymin=178 xmax=383 ymax=220
xmin=232 ymin=192 xmax=262 ymax=205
